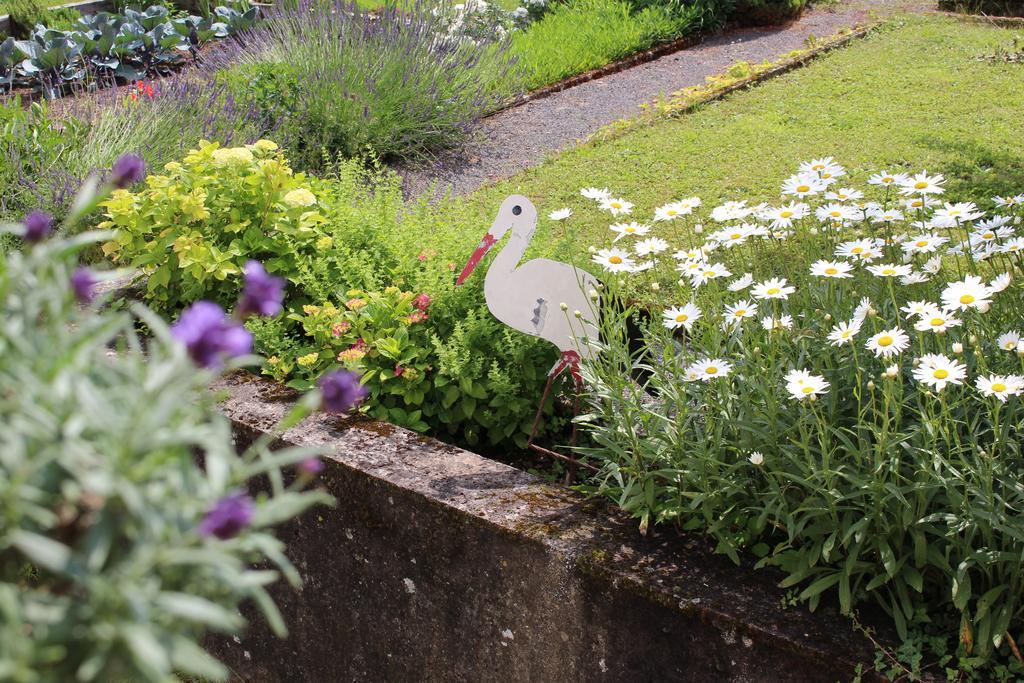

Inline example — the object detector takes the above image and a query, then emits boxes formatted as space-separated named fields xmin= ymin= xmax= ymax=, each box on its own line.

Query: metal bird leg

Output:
xmin=527 ymin=350 xmax=598 ymax=478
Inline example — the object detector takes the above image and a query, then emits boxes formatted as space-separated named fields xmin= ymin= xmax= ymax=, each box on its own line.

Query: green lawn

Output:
xmin=426 ymin=15 xmax=1024 ymax=268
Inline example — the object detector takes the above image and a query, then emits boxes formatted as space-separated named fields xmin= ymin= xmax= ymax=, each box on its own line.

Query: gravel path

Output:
xmin=400 ymin=0 xmax=929 ymax=199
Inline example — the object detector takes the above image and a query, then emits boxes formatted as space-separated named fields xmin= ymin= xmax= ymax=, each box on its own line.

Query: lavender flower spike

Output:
xmin=318 ymin=369 xmax=368 ymax=414
xmin=22 ymin=210 xmax=53 ymax=243
xmin=198 ymin=492 xmax=255 ymax=540
xmin=237 ymin=260 xmax=285 ymax=318
xmin=110 ymin=154 xmax=146 ymax=189
xmin=171 ymin=301 xmax=253 ymax=369
xmin=70 ymin=267 xmax=97 ymax=304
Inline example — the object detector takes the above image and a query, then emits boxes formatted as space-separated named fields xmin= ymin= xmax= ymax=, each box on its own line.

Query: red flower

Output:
xmin=413 ymin=293 xmax=431 ymax=311
xmin=408 ymin=310 xmax=428 ymax=324
xmin=394 ymin=364 xmax=404 ymax=377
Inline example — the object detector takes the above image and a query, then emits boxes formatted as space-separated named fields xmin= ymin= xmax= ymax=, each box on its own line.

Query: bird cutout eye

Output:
xmin=512 ymin=205 xmax=522 ymax=216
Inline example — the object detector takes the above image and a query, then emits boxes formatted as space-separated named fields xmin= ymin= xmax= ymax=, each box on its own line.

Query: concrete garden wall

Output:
xmin=206 ymin=371 xmax=891 ymax=682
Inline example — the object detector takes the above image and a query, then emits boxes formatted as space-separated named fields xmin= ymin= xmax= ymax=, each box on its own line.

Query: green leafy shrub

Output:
xmin=5 ymin=0 xmax=78 ymax=37
xmin=577 ymin=159 xmax=1024 ymax=670
xmin=98 ymin=141 xmax=559 ymax=447
xmin=731 ymin=0 xmax=807 ymax=25
xmin=938 ymin=0 xmax=1024 ymax=16
xmin=0 ymin=182 xmax=332 ymax=681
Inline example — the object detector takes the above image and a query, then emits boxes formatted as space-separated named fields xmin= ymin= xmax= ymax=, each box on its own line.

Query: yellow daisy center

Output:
xmin=983 ymin=232 xmax=994 ymax=239
xmin=813 ymin=164 xmax=825 ymax=170
xmin=992 ymin=382 xmax=1007 ymax=392
xmin=796 ymin=185 xmax=810 ymax=193
xmin=780 ymin=211 xmax=793 ymax=218
xmin=611 ymin=202 xmax=622 ymax=208
xmin=916 ymin=240 xmax=929 ymax=247
xmin=933 ymin=369 xmax=949 ymax=379
xmin=883 ymin=269 xmax=896 ymax=275
xmin=883 ymin=177 xmax=893 ymax=183
xmin=734 ymin=310 xmax=746 ymax=317
xmin=878 ymin=335 xmax=894 ymax=347
xmin=830 ymin=211 xmax=842 ymax=217
xmin=930 ymin=318 xmax=945 ymax=326
xmin=730 ymin=233 xmax=742 ymax=240
xmin=703 ymin=271 xmax=716 ymax=277
xmin=914 ymin=181 xmax=929 ymax=189
xmin=609 ymin=256 xmax=623 ymax=265
xmin=675 ymin=314 xmax=688 ymax=322
xmin=959 ymin=294 xmax=975 ymax=305
xmin=852 ymin=247 xmax=864 ymax=254
xmin=911 ymin=200 xmax=924 ymax=207
xmin=825 ymin=267 xmax=838 ymax=275
xmin=766 ymin=287 xmax=780 ymax=295
xmin=801 ymin=386 xmax=814 ymax=394
xmin=822 ymin=173 xmax=833 ymax=179
xmin=705 ymin=366 xmax=718 ymax=375
xmin=625 ymin=227 xmax=636 ymax=233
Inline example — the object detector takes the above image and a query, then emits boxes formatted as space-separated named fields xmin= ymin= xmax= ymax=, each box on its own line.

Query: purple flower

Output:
xmin=237 ymin=260 xmax=285 ymax=317
xmin=171 ymin=301 xmax=253 ymax=369
xmin=298 ymin=457 xmax=324 ymax=476
xmin=23 ymin=211 xmax=53 ymax=243
xmin=70 ymin=267 xmax=97 ymax=304
xmin=318 ymin=369 xmax=368 ymax=414
xmin=198 ymin=492 xmax=254 ymax=540
xmin=110 ymin=154 xmax=146 ymax=189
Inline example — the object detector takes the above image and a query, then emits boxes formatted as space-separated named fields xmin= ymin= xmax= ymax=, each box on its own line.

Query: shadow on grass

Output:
xmin=920 ymin=135 xmax=1024 ymax=200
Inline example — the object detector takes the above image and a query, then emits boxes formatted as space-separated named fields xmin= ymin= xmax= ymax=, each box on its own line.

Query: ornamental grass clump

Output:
xmin=573 ymin=161 xmax=1024 ymax=669
xmin=0 ymin=165 xmax=366 ymax=681
xmin=213 ymin=0 xmax=519 ymax=168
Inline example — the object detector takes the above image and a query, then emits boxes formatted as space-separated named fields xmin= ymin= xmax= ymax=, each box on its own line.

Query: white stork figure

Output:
xmin=456 ymin=196 xmax=600 ymax=440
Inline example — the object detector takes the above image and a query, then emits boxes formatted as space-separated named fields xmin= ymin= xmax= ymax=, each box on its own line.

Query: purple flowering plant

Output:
xmin=1 ymin=163 xmax=334 ymax=682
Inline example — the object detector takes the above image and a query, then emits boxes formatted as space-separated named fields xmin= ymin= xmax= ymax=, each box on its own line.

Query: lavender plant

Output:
xmin=213 ymin=0 xmax=520 ymax=167
xmin=0 ymin=161 xmax=365 ymax=682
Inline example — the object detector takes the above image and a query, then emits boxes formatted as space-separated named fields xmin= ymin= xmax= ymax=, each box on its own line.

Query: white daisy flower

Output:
xmin=784 ymin=369 xmax=829 ymax=400
xmin=976 ymin=374 xmax=1024 ymax=402
xmin=993 ymin=194 xmax=1024 ymax=208
xmin=760 ymin=202 xmax=810 ymax=229
xmin=913 ymin=308 xmax=961 ymax=333
xmin=815 ymin=203 xmax=859 ymax=224
xmin=635 ymin=237 xmax=669 ymax=256
xmin=867 ymin=263 xmax=914 ymax=278
xmin=609 ymin=221 xmax=649 ymax=241
xmin=748 ymin=451 xmax=764 ymax=466
xmin=827 ymin=319 xmax=862 ymax=346
xmin=672 ymin=246 xmax=712 ymax=262
xmin=913 ymin=354 xmax=966 ymax=392
xmin=799 ymin=157 xmax=846 ymax=182
xmin=710 ymin=201 xmax=751 ymax=222
xmin=853 ymin=297 xmax=875 ymax=322
xmin=997 ymin=331 xmax=1021 ymax=352
xmin=883 ymin=364 xmax=900 ymax=379
xmin=663 ymin=303 xmax=702 ymax=331
xmin=990 ymin=272 xmax=1012 ymax=293
xmin=782 ymin=173 xmax=827 ymax=198
xmin=688 ymin=358 xmax=733 ymax=381
xmin=712 ymin=224 xmax=759 ymax=248
xmin=869 ymin=208 xmax=905 ymax=224
xmin=580 ymin=187 xmax=611 ymax=201
xmin=835 ymin=238 xmax=883 ymax=262
xmin=901 ymin=300 xmax=936 ymax=318
xmin=941 ymin=275 xmax=992 ymax=311
xmin=548 ymin=208 xmax=573 ymax=221
xmin=653 ymin=203 xmax=686 ymax=222
xmin=724 ymin=299 xmax=758 ymax=324
xmin=868 ymin=170 xmax=910 ymax=187
xmin=592 ymin=248 xmax=635 ymax=273
xmin=865 ymin=328 xmax=910 ymax=358
xmin=922 ymin=256 xmax=943 ymax=274
xmin=751 ymin=277 xmax=795 ymax=300
xmin=825 ymin=187 xmax=864 ymax=202
xmin=689 ymin=263 xmax=732 ymax=287
xmin=809 ymin=260 xmax=854 ymax=279
xmin=727 ymin=273 xmax=754 ymax=292
xmin=901 ymin=234 xmax=949 ymax=255
xmin=900 ymin=272 xmax=932 ymax=286
xmin=931 ymin=202 xmax=983 ymax=228
xmin=1001 ymin=237 xmax=1024 ymax=254
xmin=761 ymin=315 xmax=793 ymax=331
xmin=600 ymin=198 xmax=634 ymax=216
xmin=899 ymin=171 xmax=945 ymax=196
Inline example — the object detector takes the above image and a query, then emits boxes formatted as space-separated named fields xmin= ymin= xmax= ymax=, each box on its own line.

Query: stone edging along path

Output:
xmin=206 ymin=371 xmax=895 ymax=682
xmin=399 ymin=0 xmax=931 ymax=199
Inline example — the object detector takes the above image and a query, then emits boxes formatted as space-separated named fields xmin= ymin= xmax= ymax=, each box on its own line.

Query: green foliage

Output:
xmin=101 ymin=142 xmax=558 ymax=446
xmin=507 ymin=0 xmax=729 ymax=91
xmin=5 ymin=0 xmax=78 ymax=37
xmin=731 ymin=0 xmax=807 ymax=26
xmin=217 ymin=0 xmax=518 ymax=169
xmin=0 ymin=192 xmax=330 ymax=682
xmin=0 ymin=96 xmax=83 ymax=224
